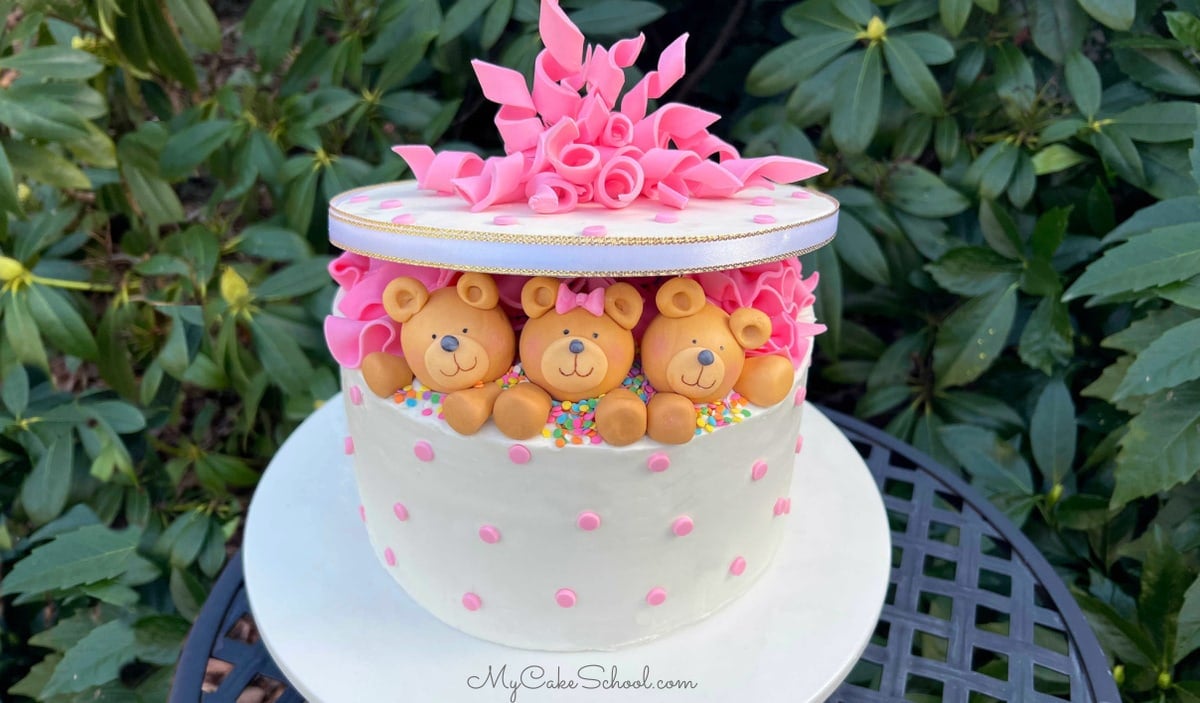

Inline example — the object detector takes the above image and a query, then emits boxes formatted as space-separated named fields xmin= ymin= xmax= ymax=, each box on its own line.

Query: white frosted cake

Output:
xmin=322 ymin=0 xmax=837 ymax=652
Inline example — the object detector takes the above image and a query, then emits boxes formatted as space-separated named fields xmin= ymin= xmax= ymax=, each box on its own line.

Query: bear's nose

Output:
xmin=697 ymin=349 xmax=715 ymax=366
xmin=569 ymin=339 xmax=585 ymax=354
xmin=440 ymin=335 xmax=460 ymax=352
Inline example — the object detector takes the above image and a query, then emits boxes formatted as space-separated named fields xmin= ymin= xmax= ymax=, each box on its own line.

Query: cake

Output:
xmin=322 ymin=0 xmax=838 ymax=651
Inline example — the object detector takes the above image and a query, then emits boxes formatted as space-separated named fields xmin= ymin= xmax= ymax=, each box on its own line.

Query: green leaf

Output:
xmin=237 ymin=224 xmax=312 ymax=261
xmin=883 ymin=36 xmax=943 ymax=115
xmin=439 ymin=0 xmax=493 ymax=46
xmin=1112 ymin=102 xmax=1200 ymax=144
xmin=979 ymin=199 xmax=1023 ymax=260
xmin=1032 ymin=144 xmax=1088 ymax=175
xmin=1179 ymin=575 xmax=1200 ymax=664
xmin=41 ymin=619 xmax=136 ymax=697
xmin=939 ymin=0 xmax=971 ymax=35
xmin=254 ymin=257 xmax=333 ymax=299
xmin=1105 ymin=196 xmax=1200 ymax=245
xmin=170 ymin=566 xmax=208 ymax=620
xmin=1167 ymin=11 xmax=1200 ymax=51
xmin=886 ymin=163 xmax=970 ymax=217
xmin=746 ymin=32 xmax=857 ymax=97
xmin=569 ymin=1 xmax=665 ymax=36
xmin=0 ymin=46 xmax=103 ymax=81
xmin=284 ymin=167 xmax=319 ymax=235
xmin=1031 ymin=207 xmax=1070 ymax=261
xmin=7 ymin=141 xmax=92 ymax=190
xmin=899 ymin=31 xmax=955 ymax=64
xmin=8 ymin=655 xmax=60 ymax=699
xmin=966 ymin=141 xmax=1019 ymax=199
xmin=1065 ymin=51 xmax=1101 ymax=118
xmin=2 ymin=364 xmax=28 ymax=415
xmin=1115 ymin=318 xmax=1200 ymax=400
xmin=1112 ymin=382 xmax=1200 ymax=506
xmin=831 ymin=46 xmax=883 ymax=154
xmin=1077 ymin=0 xmax=1134 ymax=30
xmin=20 ymin=440 xmax=73 ymax=527
xmin=0 ymin=93 xmax=91 ymax=141
xmin=1030 ymin=379 xmax=1075 ymax=484
xmin=0 ymin=143 xmax=20 ymax=215
xmin=302 ymin=88 xmax=360 ymax=128
xmin=159 ymin=120 xmax=233 ymax=180
xmin=938 ymin=390 xmax=1024 ymax=434
xmin=1007 ymin=151 xmax=1035 ymax=208
xmin=1074 ymin=589 xmax=1159 ymax=668
xmin=1065 ymin=224 xmax=1200 ymax=300
xmin=1 ymin=524 xmax=141 ymax=596
xmin=134 ymin=615 xmax=191 ymax=665
xmin=243 ymin=0 xmax=306 ymax=70
xmin=934 ymin=116 xmax=959 ymax=162
xmin=481 ymin=0 xmax=513 ymax=49
xmin=856 ymin=385 xmax=913 ymax=418
xmin=939 ymin=424 xmax=1035 ymax=525
xmin=1140 ymin=527 xmax=1196 ymax=661
xmin=1019 ymin=297 xmax=1073 ymax=375
xmin=1161 ymin=276 xmax=1200 ymax=310
xmin=933 ymin=286 xmax=1018 ymax=389
xmin=926 ymin=247 xmax=1022 ymax=295
xmin=165 ymin=0 xmax=222 ymax=50
xmin=994 ymin=43 xmax=1035 ymax=115
xmin=2 ymin=292 xmax=49 ymax=370
xmin=248 ymin=314 xmax=314 ymax=396
xmin=1115 ymin=47 xmax=1200 ymax=97
xmin=1030 ymin=0 xmax=1088 ymax=63
xmin=118 ymin=128 xmax=185 ymax=226
xmin=26 ymin=285 xmax=99 ymax=360
xmin=833 ymin=212 xmax=889 ymax=285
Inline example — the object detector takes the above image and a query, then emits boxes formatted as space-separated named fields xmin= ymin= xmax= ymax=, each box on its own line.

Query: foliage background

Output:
xmin=1 ymin=0 xmax=1199 ymax=700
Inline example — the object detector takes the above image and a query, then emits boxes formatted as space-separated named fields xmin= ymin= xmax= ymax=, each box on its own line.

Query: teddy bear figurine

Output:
xmin=640 ymin=277 xmax=794 ymax=444
xmin=359 ymin=273 xmax=516 ymax=436
xmin=494 ymin=277 xmax=647 ymax=446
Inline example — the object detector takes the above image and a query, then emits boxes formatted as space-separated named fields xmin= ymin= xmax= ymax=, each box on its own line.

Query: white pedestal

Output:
xmin=244 ymin=398 xmax=890 ymax=702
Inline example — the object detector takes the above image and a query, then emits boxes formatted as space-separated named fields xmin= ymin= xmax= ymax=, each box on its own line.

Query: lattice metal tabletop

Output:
xmin=169 ymin=408 xmax=1119 ymax=703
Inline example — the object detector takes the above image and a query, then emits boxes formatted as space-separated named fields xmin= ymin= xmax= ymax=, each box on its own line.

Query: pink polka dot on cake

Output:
xmin=730 ymin=556 xmax=747 ymax=576
xmin=391 ymin=213 xmax=416 ymax=225
xmin=555 ymin=588 xmax=577 ymax=608
xmin=413 ymin=440 xmax=434 ymax=462
xmin=672 ymin=516 xmax=694 ymax=537
xmin=479 ymin=525 xmax=501 ymax=544
xmin=358 ymin=504 xmax=366 ymax=522
xmin=343 ymin=436 xmax=355 ymax=455
xmin=463 ymin=592 xmax=482 ymax=611
xmin=577 ymin=511 xmax=601 ymax=531
xmin=378 ymin=198 xmax=403 ymax=209
xmin=654 ymin=212 xmax=678 ymax=223
xmin=493 ymin=215 xmax=518 ymax=226
xmin=751 ymin=460 xmax=768 ymax=481
xmin=773 ymin=498 xmax=787 ymax=516
xmin=349 ymin=386 xmax=363 ymax=405
xmin=793 ymin=387 xmax=807 ymax=406
xmin=646 ymin=587 xmax=667 ymax=606
xmin=751 ymin=196 xmax=774 ymax=206
xmin=795 ymin=435 xmax=804 ymax=454
xmin=508 ymin=444 xmax=531 ymax=464
xmin=384 ymin=548 xmax=396 ymax=566
xmin=647 ymin=453 xmax=670 ymax=472
xmin=582 ymin=225 xmax=606 ymax=237
xmin=393 ymin=502 xmax=409 ymax=521
xmin=753 ymin=214 xmax=777 ymax=224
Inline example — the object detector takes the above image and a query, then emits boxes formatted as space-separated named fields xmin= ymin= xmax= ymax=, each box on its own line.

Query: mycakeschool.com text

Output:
xmin=466 ymin=664 xmax=699 ymax=701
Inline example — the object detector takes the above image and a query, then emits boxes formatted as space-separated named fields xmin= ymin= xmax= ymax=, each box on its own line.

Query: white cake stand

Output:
xmin=244 ymin=397 xmax=890 ymax=703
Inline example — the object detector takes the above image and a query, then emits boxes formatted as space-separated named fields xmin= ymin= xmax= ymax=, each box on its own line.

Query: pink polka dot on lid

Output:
xmin=378 ymin=198 xmax=403 ymax=209
xmin=349 ymin=386 xmax=363 ymax=405
xmin=751 ymin=460 xmax=768 ymax=481
xmin=730 ymin=556 xmax=747 ymax=576
xmin=672 ymin=516 xmax=694 ymax=537
xmin=348 ymin=194 xmax=370 ymax=203
xmin=343 ymin=436 xmax=355 ymax=455
xmin=508 ymin=444 xmax=531 ymax=464
xmin=582 ymin=225 xmax=606 ymax=237
xmin=793 ymin=387 xmax=807 ymax=406
xmin=413 ymin=440 xmax=434 ymax=462
xmin=646 ymin=587 xmax=667 ymax=606
xmin=791 ymin=190 xmax=812 ymax=199
xmin=751 ymin=196 xmax=774 ymax=206
xmin=555 ymin=588 xmax=577 ymax=608
xmin=753 ymin=214 xmax=777 ymax=225
xmin=479 ymin=525 xmax=501 ymax=544
xmin=647 ymin=453 xmax=670 ymax=472
xmin=384 ymin=548 xmax=396 ymax=566
xmin=654 ymin=212 xmax=678 ymax=223
xmin=463 ymin=592 xmax=482 ymax=611
xmin=796 ymin=435 xmax=804 ymax=454
xmin=577 ymin=511 xmax=601 ymax=531
xmin=493 ymin=215 xmax=518 ymax=225
xmin=391 ymin=213 xmax=416 ymax=225
xmin=393 ymin=502 xmax=409 ymax=521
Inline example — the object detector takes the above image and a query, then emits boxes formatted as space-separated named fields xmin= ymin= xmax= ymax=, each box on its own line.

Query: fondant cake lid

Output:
xmin=328 ymin=181 xmax=837 ymax=276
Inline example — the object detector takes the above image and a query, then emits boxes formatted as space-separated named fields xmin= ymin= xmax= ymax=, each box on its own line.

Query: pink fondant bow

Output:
xmin=555 ymin=284 xmax=605 ymax=316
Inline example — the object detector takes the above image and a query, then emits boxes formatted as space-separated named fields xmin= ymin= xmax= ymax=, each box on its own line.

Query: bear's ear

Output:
xmin=521 ymin=277 xmax=560 ymax=319
xmin=655 ymin=277 xmax=706 ymax=318
xmin=605 ymin=282 xmax=644 ymax=331
xmin=382 ymin=276 xmax=430 ymax=323
xmin=729 ymin=307 xmax=772 ymax=350
xmin=457 ymin=273 xmax=500 ymax=310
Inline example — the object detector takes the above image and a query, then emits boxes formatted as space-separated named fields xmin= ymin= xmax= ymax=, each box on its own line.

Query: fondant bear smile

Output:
xmin=680 ymin=370 xmax=716 ymax=390
xmin=439 ymin=354 xmax=479 ymax=377
xmin=558 ymin=356 xmax=594 ymax=378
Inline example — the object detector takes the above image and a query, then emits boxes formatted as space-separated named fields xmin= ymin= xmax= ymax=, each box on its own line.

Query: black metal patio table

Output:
xmin=169 ymin=407 xmax=1120 ymax=703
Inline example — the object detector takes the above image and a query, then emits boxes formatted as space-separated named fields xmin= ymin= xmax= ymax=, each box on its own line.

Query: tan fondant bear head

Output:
xmin=383 ymin=273 xmax=516 ymax=393
xmin=641 ymin=277 xmax=772 ymax=404
xmin=518 ymin=277 xmax=644 ymax=401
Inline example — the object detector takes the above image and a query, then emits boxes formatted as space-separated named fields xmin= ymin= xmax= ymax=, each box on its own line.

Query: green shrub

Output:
xmin=0 ymin=0 xmax=1197 ymax=700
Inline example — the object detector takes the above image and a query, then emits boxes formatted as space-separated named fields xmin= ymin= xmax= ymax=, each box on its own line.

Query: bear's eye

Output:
xmin=592 ymin=332 xmax=599 ymax=339
xmin=719 ymin=345 xmax=725 ymax=351
xmin=431 ymin=334 xmax=437 ymax=339
xmin=691 ymin=338 xmax=698 ymax=344
xmin=462 ymin=328 xmax=468 ymax=334
xmin=563 ymin=329 xmax=570 ymax=335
